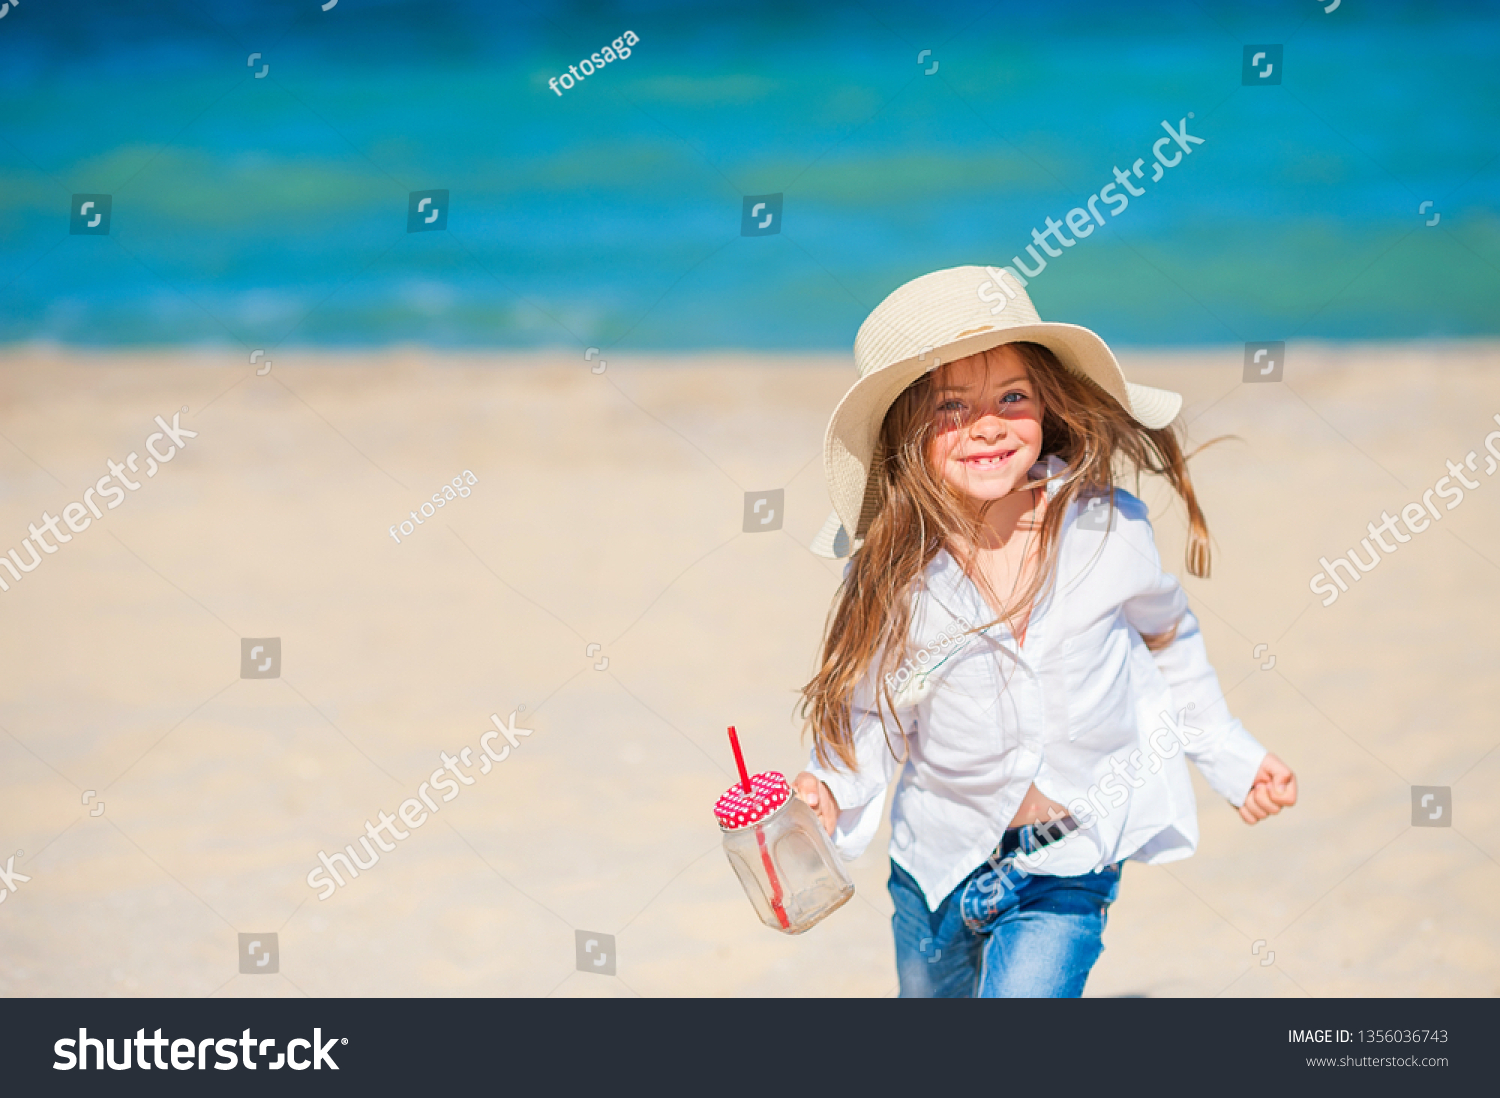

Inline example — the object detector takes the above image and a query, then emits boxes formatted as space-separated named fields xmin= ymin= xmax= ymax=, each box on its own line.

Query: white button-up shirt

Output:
xmin=806 ymin=457 xmax=1268 ymax=911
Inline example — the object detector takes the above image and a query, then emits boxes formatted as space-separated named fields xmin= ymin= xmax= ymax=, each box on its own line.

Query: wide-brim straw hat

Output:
xmin=810 ymin=265 xmax=1182 ymax=559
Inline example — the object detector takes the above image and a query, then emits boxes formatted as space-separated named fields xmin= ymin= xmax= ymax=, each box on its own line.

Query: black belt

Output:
xmin=993 ymin=814 xmax=1079 ymax=861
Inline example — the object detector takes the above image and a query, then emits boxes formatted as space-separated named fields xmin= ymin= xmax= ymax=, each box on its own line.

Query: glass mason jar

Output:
xmin=717 ymin=772 xmax=855 ymax=935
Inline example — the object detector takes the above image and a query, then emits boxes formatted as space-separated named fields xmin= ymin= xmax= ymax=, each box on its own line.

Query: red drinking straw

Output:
xmin=757 ymin=829 xmax=790 ymax=930
xmin=727 ymin=725 xmax=752 ymax=794
xmin=726 ymin=726 xmax=789 ymax=929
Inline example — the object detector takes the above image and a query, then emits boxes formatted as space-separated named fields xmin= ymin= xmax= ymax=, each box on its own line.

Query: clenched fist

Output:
xmin=1239 ymin=753 xmax=1297 ymax=825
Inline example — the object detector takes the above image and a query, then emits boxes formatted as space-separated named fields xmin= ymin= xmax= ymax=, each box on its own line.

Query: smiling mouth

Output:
xmin=962 ymin=450 xmax=1016 ymax=468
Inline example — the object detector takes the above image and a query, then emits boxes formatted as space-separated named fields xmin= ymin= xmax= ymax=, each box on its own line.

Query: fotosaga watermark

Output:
xmin=548 ymin=31 xmax=639 ymax=96
xmin=388 ymin=470 xmax=477 ymax=543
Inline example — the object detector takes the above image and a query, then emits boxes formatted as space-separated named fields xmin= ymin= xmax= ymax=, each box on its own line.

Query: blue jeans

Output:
xmin=889 ymin=857 xmax=1121 ymax=997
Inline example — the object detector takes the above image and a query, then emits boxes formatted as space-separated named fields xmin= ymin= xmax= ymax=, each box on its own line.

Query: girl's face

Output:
xmin=925 ymin=346 xmax=1044 ymax=505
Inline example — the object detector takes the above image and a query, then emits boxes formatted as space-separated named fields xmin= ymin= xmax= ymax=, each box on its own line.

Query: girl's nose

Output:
xmin=970 ymin=411 xmax=1007 ymax=440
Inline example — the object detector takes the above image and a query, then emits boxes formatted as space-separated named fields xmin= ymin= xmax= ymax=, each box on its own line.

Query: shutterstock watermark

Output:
xmin=977 ymin=704 xmax=1205 ymax=896
xmin=1 ymin=411 xmax=196 ymax=593
xmin=975 ymin=114 xmax=1205 ymax=313
xmin=0 ymin=853 xmax=31 ymax=905
xmin=307 ymin=709 xmax=534 ymax=899
xmin=1309 ymin=413 xmax=1500 ymax=606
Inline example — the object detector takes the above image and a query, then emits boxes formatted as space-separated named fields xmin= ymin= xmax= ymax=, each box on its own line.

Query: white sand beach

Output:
xmin=1 ymin=342 xmax=1497 ymax=997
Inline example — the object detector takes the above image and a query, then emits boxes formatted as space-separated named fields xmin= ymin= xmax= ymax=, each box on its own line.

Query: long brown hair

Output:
xmin=800 ymin=341 xmax=1217 ymax=773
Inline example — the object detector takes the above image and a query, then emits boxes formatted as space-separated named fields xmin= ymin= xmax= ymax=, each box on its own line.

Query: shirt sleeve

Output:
xmin=803 ymin=660 xmax=908 ymax=862
xmin=1120 ymin=523 xmax=1268 ymax=807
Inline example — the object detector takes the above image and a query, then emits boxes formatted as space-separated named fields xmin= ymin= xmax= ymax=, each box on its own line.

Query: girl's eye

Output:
xmin=935 ymin=391 xmax=1027 ymax=417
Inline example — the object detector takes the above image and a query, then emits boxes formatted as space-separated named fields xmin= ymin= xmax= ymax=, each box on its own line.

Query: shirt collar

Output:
xmin=1033 ymin=452 xmax=1071 ymax=501
xmin=918 ymin=453 xmax=1072 ymax=630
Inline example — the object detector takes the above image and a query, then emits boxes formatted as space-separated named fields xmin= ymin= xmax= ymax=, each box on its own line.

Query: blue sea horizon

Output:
xmin=1 ymin=0 xmax=1496 ymax=352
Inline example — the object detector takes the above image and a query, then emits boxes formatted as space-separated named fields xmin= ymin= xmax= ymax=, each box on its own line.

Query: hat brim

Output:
xmin=809 ymin=509 xmax=851 ymax=560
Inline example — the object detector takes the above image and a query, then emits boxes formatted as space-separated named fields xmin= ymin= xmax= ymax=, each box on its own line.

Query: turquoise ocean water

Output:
xmin=1 ymin=0 xmax=1496 ymax=350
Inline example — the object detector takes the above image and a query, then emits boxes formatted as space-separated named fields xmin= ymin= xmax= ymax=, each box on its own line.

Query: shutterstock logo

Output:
xmin=54 ymin=1027 xmax=344 ymax=1071
xmin=407 ymin=189 xmax=448 ymax=233
xmin=70 ymin=194 xmax=112 ymax=235
xmin=741 ymin=193 xmax=782 ymax=236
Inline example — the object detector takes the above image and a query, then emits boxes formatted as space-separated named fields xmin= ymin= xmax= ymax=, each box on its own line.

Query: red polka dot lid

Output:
xmin=715 ymin=771 xmax=791 ymax=830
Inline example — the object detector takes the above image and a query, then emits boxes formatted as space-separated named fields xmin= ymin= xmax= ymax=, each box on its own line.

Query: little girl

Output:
xmin=794 ymin=266 xmax=1297 ymax=998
